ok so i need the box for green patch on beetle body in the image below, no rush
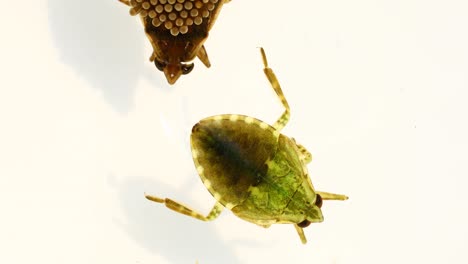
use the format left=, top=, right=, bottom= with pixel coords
left=145, top=48, right=348, bottom=244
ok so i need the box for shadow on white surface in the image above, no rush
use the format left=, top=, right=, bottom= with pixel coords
left=112, top=175, right=240, bottom=264
left=47, top=0, right=168, bottom=113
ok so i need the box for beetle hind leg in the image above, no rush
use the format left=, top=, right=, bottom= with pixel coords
left=260, top=48, right=291, bottom=131
left=145, top=193, right=224, bottom=221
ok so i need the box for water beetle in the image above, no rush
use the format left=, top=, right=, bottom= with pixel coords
left=118, top=0, right=230, bottom=84
left=146, top=48, right=348, bottom=244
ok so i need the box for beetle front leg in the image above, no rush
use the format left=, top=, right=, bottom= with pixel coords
left=292, top=138, right=312, bottom=164
left=149, top=52, right=156, bottom=62
left=297, top=144, right=312, bottom=164
left=145, top=194, right=224, bottom=221
left=197, top=45, right=211, bottom=68
left=316, top=191, right=348, bottom=201
left=260, top=48, right=291, bottom=131
left=293, top=224, right=308, bottom=244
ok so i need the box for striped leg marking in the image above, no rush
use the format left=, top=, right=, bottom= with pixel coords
left=260, top=47, right=291, bottom=131
left=145, top=194, right=224, bottom=221
left=296, top=143, right=312, bottom=164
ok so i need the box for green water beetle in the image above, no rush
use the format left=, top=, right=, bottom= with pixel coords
left=146, top=48, right=348, bottom=244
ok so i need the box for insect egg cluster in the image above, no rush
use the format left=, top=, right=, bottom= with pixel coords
left=128, top=0, right=220, bottom=36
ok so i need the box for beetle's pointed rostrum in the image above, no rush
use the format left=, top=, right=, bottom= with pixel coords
left=163, top=64, right=183, bottom=85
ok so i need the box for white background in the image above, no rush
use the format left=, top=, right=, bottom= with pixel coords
left=1, top=0, right=467, bottom=263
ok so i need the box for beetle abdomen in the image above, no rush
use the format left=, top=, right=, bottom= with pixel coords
left=190, top=115, right=280, bottom=207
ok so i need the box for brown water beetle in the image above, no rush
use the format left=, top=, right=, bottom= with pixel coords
left=118, top=0, right=230, bottom=84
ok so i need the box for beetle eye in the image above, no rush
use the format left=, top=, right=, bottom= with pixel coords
left=154, top=60, right=166, bottom=72
left=181, top=63, right=194, bottom=75
left=297, top=219, right=311, bottom=228
left=315, top=194, right=323, bottom=208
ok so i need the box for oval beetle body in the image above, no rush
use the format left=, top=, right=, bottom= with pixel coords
left=146, top=48, right=348, bottom=244
left=118, top=0, right=230, bottom=84
left=191, top=116, right=324, bottom=228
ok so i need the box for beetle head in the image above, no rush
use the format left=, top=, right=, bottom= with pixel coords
left=154, top=59, right=194, bottom=85
left=302, top=193, right=324, bottom=225
left=149, top=36, right=208, bottom=84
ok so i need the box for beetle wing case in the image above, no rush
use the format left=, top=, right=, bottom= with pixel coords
left=191, top=115, right=279, bottom=206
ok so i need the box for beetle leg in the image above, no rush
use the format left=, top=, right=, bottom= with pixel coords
left=145, top=193, right=224, bottom=221
left=260, top=48, right=291, bottom=131
left=296, top=143, right=312, bottom=164
left=149, top=52, right=156, bottom=62
left=316, top=191, right=349, bottom=201
left=290, top=138, right=312, bottom=163
left=118, top=0, right=130, bottom=6
left=294, top=224, right=307, bottom=244
left=197, top=45, right=211, bottom=68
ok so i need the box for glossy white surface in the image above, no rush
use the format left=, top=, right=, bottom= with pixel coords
left=1, top=0, right=467, bottom=263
